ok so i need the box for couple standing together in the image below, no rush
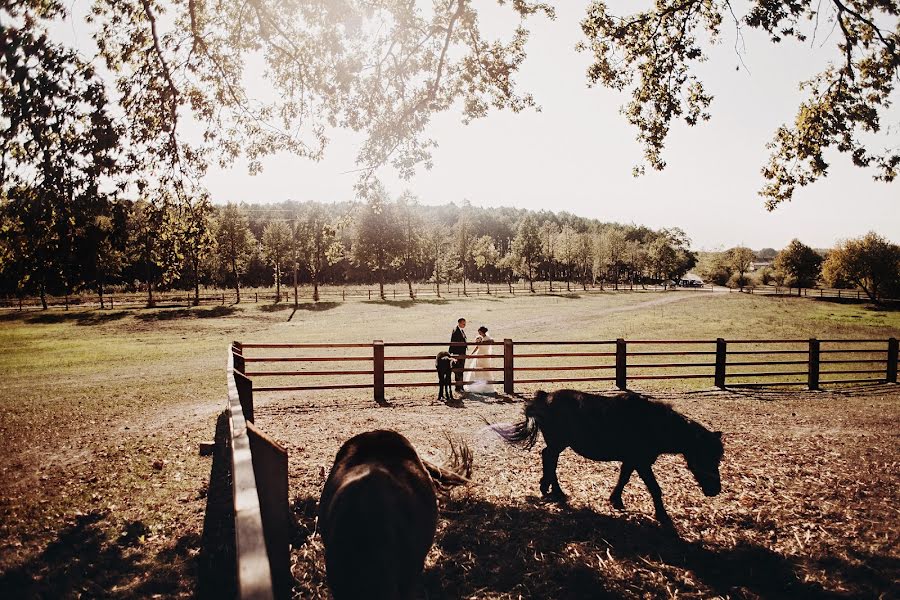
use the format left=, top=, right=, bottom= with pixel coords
left=449, top=318, right=496, bottom=394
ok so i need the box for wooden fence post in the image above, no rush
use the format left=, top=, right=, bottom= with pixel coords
left=887, top=338, right=898, bottom=383
left=373, top=340, right=385, bottom=404
left=232, top=341, right=245, bottom=374
left=235, top=371, right=254, bottom=423
left=714, top=338, right=727, bottom=389
left=503, top=339, right=514, bottom=395
left=246, top=422, right=291, bottom=600
left=808, top=338, right=820, bottom=390
left=616, top=338, right=627, bottom=390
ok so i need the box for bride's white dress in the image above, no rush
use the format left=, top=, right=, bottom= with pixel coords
left=464, top=334, right=497, bottom=394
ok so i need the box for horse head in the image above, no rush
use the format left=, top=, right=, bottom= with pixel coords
left=685, top=430, right=723, bottom=497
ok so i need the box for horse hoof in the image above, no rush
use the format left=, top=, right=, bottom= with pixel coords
left=610, top=498, right=625, bottom=511
left=656, top=513, right=674, bottom=528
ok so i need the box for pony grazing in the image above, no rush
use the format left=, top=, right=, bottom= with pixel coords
left=319, top=430, right=472, bottom=600
left=492, top=389, right=723, bottom=524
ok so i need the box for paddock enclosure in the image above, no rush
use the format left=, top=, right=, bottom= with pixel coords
left=225, top=339, right=900, bottom=599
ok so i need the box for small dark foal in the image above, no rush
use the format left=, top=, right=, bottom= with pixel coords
left=492, top=389, right=724, bottom=525
left=436, top=351, right=454, bottom=401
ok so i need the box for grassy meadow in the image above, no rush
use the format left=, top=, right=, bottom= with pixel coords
left=0, top=289, right=898, bottom=597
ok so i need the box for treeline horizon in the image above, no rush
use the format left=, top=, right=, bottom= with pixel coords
left=2, top=189, right=897, bottom=307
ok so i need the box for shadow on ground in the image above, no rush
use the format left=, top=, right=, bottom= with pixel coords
left=134, top=305, right=239, bottom=321
left=422, top=497, right=880, bottom=599
left=362, top=298, right=452, bottom=308
left=0, top=310, right=131, bottom=326
left=0, top=510, right=200, bottom=598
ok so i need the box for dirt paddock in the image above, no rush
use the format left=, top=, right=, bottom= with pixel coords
left=253, top=384, right=900, bottom=599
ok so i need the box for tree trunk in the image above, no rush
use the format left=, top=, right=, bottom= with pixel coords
left=193, top=260, right=200, bottom=306
left=40, top=282, right=47, bottom=310
left=407, top=276, right=414, bottom=299
left=147, top=281, right=154, bottom=308
left=379, top=271, right=385, bottom=299
left=232, top=258, right=240, bottom=303
left=528, top=267, right=535, bottom=293
left=275, top=262, right=281, bottom=301
left=313, top=271, right=320, bottom=302
left=99, top=277, right=105, bottom=310
left=293, top=261, right=299, bottom=306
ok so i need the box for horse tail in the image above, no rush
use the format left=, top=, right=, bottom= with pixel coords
left=490, top=390, right=550, bottom=450
left=422, top=432, right=473, bottom=494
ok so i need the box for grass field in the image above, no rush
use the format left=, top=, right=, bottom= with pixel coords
left=0, top=291, right=898, bottom=597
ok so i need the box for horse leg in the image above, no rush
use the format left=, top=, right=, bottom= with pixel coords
left=609, top=462, right=634, bottom=510
left=636, top=465, right=672, bottom=525
left=540, top=446, right=565, bottom=500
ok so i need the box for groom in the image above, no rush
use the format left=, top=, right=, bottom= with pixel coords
left=449, top=317, right=467, bottom=393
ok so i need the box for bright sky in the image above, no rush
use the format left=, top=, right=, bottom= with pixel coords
left=56, top=1, right=898, bottom=251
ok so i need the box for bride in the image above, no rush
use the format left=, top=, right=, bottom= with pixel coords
left=464, top=326, right=496, bottom=394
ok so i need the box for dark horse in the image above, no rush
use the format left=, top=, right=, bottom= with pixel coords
left=319, top=430, right=472, bottom=599
left=493, top=389, right=723, bottom=524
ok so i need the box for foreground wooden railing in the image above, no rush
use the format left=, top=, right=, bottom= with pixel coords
left=226, top=346, right=291, bottom=599
left=234, top=337, right=899, bottom=403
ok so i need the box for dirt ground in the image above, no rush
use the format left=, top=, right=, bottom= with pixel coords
left=253, top=384, right=900, bottom=600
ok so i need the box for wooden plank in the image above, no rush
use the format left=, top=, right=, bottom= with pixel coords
left=629, top=362, right=717, bottom=369
left=515, top=376, right=618, bottom=384
left=715, top=338, right=726, bottom=389
left=226, top=347, right=275, bottom=600
left=244, top=356, right=372, bottom=362
left=627, top=350, right=716, bottom=356
left=246, top=422, right=290, bottom=599
left=245, top=370, right=374, bottom=377
left=616, top=339, right=626, bottom=390
left=516, top=352, right=616, bottom=358
left=504, top=339, right=514, bottom=395
left=514, top=365, right=616, bottom=372
left=808, top=338, right=820, bottom=390
left=373, top=340, right=384, bottom=404
left=726, top=371, right=809, bottom=378
left=628, top=373, right=712, bottom=380
left=253, top=383, right=373, bottom=392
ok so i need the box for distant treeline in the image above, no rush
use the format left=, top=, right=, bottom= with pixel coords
left=0, top=187, right=699, bottom=307
left=2, top=184, right=896, bottom=308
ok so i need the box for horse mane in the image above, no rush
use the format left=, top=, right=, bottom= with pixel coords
left=634, top=393, right=718, bottom=449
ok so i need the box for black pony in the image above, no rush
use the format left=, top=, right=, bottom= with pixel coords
left=493, top=389, right=724, bottom=524
left=319, top=430, right=472, bottom=599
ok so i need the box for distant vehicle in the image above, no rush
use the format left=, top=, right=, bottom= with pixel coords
left=678, top=273, right=704, bottom=287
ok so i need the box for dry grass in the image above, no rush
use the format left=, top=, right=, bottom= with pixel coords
left=269, top=385, right=900, bottom=599
left=0, top=291, right=897, bottom=598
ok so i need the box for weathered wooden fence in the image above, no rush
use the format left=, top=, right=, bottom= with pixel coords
left=226, top=345, right=291, bottom=600
left=235, top=337, right=899, bottom=403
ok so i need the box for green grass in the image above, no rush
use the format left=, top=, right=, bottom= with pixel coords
left=0, top=291, right=898, bottom=596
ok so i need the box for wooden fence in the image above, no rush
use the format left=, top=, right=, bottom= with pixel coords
left=225, top=346, right=291, bottom=600
left=5, top=282, right=893, bottom=310
left=233, top=337, right=899, bottom=403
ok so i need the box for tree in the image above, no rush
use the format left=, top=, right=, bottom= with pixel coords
left=261, top=221, right=293, bottom=302
left=555, top=225, right=578, bottom=291
left=472, top=235, right=500, bottom=294
left=580, top=2, right=900, bottom=207
left=352, top=187, right=402, bottom=300
left=773, top=239, right=823, bottom=294
left=822, top=232, right=900, bottom=303
left=725, top=247, right=755, bottom=290
left=541, top=221, right=559, bottom=292
left=455, top=212, right=474, bottom=295
left=298, top=206, right=344, bottom=304
left=573, top=232, right=595, bottom=290
left=180, top=196, right=215, bottom=306
left=129, top=198, right=182, bottom=307
left=512, top=216, right=543, bottom=292
left=215, top=204, right=256, bottom=304
left=426, top=224, right=451, bottom=297
left=395, top=194, right=426, bottom=299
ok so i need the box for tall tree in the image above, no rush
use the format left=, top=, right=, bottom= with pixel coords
left=774, top=239, right=823, bottom=294
left=726, top=246, right=755, bottom=290
left=180, top=196, right=215, bottom=305
left=580, top=1, right=900, bottom=207
left=215, top=203, right=255, bottom=304
left=455, top=212, right=474, bottom=295
left=395, top=193, right=426, bottom=299
left=573, top=232, right=595, bottom=291
left=512, top=216, right=543, bottom=292
left=822, top=232, right=900, bottom=303
left=129, top=198, right=181, bottom=307
left=261, top=221, right=293, bottom=302
left=472, top=235, right=500, bottom=294
left=541, top=221, right=560, bottom=292
left=352, top=187, right=402, bottom=300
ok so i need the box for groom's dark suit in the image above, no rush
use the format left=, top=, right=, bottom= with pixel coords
left=449, top=325, right=467, bottom=392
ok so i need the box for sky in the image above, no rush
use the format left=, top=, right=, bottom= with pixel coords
left=53, top=1, right=898, bottom=251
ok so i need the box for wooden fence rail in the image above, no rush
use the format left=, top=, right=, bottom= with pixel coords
left=233, top=337, right=899, bottom=402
